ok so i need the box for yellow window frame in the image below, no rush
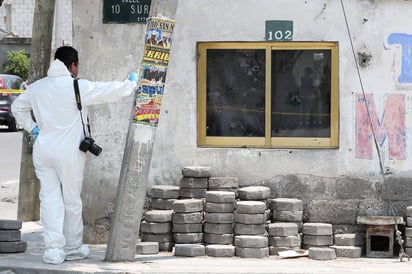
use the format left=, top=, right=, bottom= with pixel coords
left=197, top=41, right=339, bottom=149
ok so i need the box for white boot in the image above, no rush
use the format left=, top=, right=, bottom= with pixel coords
left=43, top=248, right=66, bottom=264
left=64, top=245, right=90, bottom=261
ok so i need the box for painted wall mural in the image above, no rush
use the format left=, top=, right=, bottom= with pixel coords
left=355, top=33, right=410, bottom=161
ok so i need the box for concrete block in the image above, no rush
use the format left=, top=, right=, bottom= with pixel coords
left=267, top=223, right=298, bottom=236
left=0, top=220, right=22, bottom=230
left=303, top=235, right=333, bottom=246
left=205, top=202, right=235, bottom=213
left=151, top=185, right=180, bottom=199
left=140, top=221, right=172, bottom=234
left=238, top=186, right=270, bottom=200
left=172, top=199, right=204, bottom=213
left=172, top=223, right=203, bottom=233
left=273, top=210, right=303, bottom=222
left=406, top=247, right=412, bottom=257
left=136, top=242, right=159, bottom=254
left=172, top=212, right=203, bottom=224
left=308, top=247, right=336, bottom=260
left=144, top=210, right=173, bottom=223
left=269, top=246, right=294, bottom=256
left=0, top=241, right=27, bottom=253
left=234, top=223, right=266, bottom=235
left=269, top=235, right=301, bottom=247
left=405, top=237, right=412, bottom=247
left=159, top=242, right=174, bottom=252
left=407, top=206, right=412, bottom=217
left=151, top=198, right=177, bottom=210
left=204, top=212, right=233, bottom=224
left=205, top=244, right=235, bottom=257
left=203, top=222, right=233, bottom=234
left=408, top=217, right=412, bottom=227
left=270, top=198, right=303, bottom=211
left=141, top=233, right=173, bottom=243
left=303, top=223, right=333, bottom=235
left=181, top=166, right=211, bottom=178
left=180, top=177, right=208, bottom=188
left=174, top=233, right=203, bottom=244
left=334, top=233, right=364, bottom=246
left=234, top=235, right=268, bottom=248
left=235, top=213, right=266, bottom=225
left=204, top=233, right=234, bottom=245
left=405, top=227, right=412, bottom=237
left=208, top=176, right=239, bottom=189
left=235, top=247, right=269, bottom=258
left=179, top=188, right=207, bottom=199
left=206, top=191, right=236, bottom=203
left=174, top=244, right=205, bottom=257
left=236, top=201, right=266, bottom=214
left=330, top=245, right=362, bottom=258
left=0, top=230, right=21, bottom=242
left=208, top=188, right=238, bottom=197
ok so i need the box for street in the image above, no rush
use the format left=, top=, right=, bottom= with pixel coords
left=0, top=127, right=22, bottom=219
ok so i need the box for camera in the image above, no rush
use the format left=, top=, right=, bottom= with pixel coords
left=79, top=137, right=102, bottom=156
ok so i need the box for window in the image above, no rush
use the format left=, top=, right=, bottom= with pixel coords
left=197, top=42, right=339, bottom=148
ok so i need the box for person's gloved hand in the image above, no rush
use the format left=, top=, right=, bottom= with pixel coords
left=31, top=125, right=40, bottom=141
left=128, top=72, right=139, bottom=83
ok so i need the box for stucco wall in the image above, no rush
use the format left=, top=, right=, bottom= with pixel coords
left=72, top=0, right=412, bottom=242
left=149, top=0, right=412, bottom=184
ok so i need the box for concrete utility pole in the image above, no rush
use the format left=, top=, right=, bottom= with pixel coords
left=105, top=0, right=178, bottom=262
left=17, top=0, right=55, bottom=221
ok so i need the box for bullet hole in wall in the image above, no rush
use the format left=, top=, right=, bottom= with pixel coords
left=358, top=52, right=372, bottom=68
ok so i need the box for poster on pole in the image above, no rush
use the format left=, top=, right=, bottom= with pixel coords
left=133, top=17, right=175, bottom=126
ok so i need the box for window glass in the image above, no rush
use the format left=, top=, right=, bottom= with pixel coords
left=271, top=50, right=331, bottom=137
left=206, top=49, right=266, bottom=137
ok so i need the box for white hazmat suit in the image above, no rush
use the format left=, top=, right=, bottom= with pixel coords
left=11, top=59, right=137, bottom=264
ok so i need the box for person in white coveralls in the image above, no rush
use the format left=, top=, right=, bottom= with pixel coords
left=11, top=46, right=138, bottom=264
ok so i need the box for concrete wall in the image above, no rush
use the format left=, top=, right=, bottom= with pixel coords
left=72, top=0, right=412, bottom=242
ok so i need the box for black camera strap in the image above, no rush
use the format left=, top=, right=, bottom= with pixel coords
left=73, top=79, right=92, bottom=138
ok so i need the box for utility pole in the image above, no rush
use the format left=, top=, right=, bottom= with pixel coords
left=17, top=0, right=55, bottom=221
left=105, top=0, right=178, bottom=262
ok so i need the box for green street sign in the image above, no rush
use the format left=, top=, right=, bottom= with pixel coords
left=103, top=0, right=151, bottom=24
left=265, top=20, right=293, bottom=41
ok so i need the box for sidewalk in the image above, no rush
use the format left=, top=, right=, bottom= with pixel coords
left=0, top=222, right=411, bottom=274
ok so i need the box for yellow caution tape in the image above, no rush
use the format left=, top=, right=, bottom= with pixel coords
left=0, top=89, right=25, bottom=94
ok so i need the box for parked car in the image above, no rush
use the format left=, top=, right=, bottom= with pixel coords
left=0, top=74, right=25, bottom=131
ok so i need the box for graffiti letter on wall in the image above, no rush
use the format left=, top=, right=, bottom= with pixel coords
left=388, top=33, right=412, bottom=83
left=355, top=94, right=406, bottom=160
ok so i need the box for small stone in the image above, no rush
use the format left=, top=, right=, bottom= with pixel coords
left=234, top=235, right=268, bottom=248
left=204, top=212, right=234, bottom=224
left=172, top=223, right=203, bottom=233
left=141, top=233, right=173, bottom=243
left=204, top=233, right=234, bottom=245
left=303, top=235, right=333, bottom=246
left=272, top=210, right=303, bottom=222
left=0, top=230, right=21, bottom=242
left=206, top=191, right=236, bottom=203
left=268, top=235, right=301, bottom=247
left=406, top=206, right=412, bottom=217
left=151, top=198, right=176, bottom=210
left=208, top=177, right=238, bottom=189
left=205, top=202, right=235, bottom=213
left=158, top=242, right=174, bottom=252
left=144, top=210, right=173, bottom=223
left=234, top=213, right=266, bottom=225
left=179, top=188, right=207, bottom=199
left=267, top=223, right=298, bottom=236
left=235, top=247, right=269, bottom=258
left=180, top=177, right=208, bottom=189
left=203, top=222, right=233, bottom=234
left=270, top=198, right=303, bottom=211
left=0, top=241, right=27, bottom=253
left=234, top=223, right=266, bottom=235
left=174, top=233, right=203, bottom=244
left=334, top=233, right=364, bottom=246
left=235, top=201, right=266, bottom=214
left=331, top=245, right=362, bottom=258
left=173, top=212, right=203, bottom=224
left=140, top=221, right=172, bottom=234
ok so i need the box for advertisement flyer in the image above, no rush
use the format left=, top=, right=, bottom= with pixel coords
left=133, top=17, right=175, bottom=126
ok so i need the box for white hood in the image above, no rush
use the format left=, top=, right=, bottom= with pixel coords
left=47, top=59, right=71, bottom=77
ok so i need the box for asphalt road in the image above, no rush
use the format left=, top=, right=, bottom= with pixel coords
left=0, top=127, right=22, bottom=219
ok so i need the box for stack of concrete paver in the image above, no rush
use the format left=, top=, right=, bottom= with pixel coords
left=303, top=223, right=336, bottom=260
left=172, top=199, right=204, bottom=246
left=331, top=233, right=363, bottom=258
left=141, top=210, right=174, bottom=251
left=150, top=185, right=180, bottom=210
left=267, top=222, right=300, bottom=255
left=271, top=198, right=304, bottom=232
left=0, top=219, right=27, bottom=254
left=234, top=186, right=270, bottom=258
left=203, top=191, right=236, bottom=257
left=405, top=205, right=412, bottom=256
left=179, top=166, right=211, bottom=199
